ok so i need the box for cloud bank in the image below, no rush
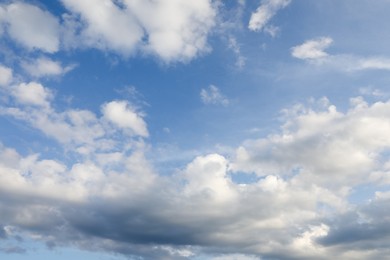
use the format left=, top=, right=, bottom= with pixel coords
left=2, top=68, right=390, bottom=258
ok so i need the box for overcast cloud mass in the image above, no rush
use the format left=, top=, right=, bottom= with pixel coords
left=1, top=0, right=390, bottom=259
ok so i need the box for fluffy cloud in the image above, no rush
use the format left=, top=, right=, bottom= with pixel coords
left=0, top=80, right=147, bottom=153
left=102, top=100, right=148, bottom=137
left=232, top=97, right=390, bottom=188
left=248, top=0, right=291, bottom=32
left=60, top=0, right=143, bottom=55
left=200, top=85, right=229, bottom=106
left=0, top=0, right=216, bottom=63
left=291, top=37, right=333, bottom=60
left=0, top=2, right=60, bottom=53
left=21, top=57, right=76, bottom=78
left=60, top=0, right=216, bottom=62
left=11, top=82, right=52, bottom=107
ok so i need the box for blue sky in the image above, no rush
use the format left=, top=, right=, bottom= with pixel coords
left=1, top=0, right=390, bottom=259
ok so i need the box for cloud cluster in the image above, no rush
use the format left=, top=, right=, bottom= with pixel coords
left=0, top=2, right=60, bottom=53
left=2, top=71, right=390, bottom=259
left=0, top=0, right=216, bottom=63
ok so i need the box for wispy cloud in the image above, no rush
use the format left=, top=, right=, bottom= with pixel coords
left=248, top=0, right=291, bottom=33
left=292, top=37, right=390, bottom=72
left=228, top=36, right=246, bottom=68
left=200, top=85, right=229, bottom=106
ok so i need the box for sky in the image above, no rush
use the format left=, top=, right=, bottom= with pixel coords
left=1, top=0, right=390, bottom=259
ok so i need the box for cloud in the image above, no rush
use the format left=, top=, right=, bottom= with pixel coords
left=291, top=37, right=333, bottom=60
left=351, top=57, right=390, bottom=71
left=2, top=78, right=390, bottom=258
left=183, top=154, right=236, bottom=202
left=0, top=2, right=60, bottom=53
left=0, top=81, right=147, bottom=153
left=248, top=0, right=291, bottom=32
left=200, top=85, right=229, bottom=106
left=292, top=37, right=390, bottom=72
left=228, top=36, right=246, bottom=68
left=102, top=100, right=148, bottom=137
left=0, top=0, right=216, bottom=63
left=1, top=96, right=390, bottom=259
left=232, top=97, right=390, bottom=188
left=21, top=57, right=76, bottom=78
left=60, top=0, right=216, bottom=63
left=0, top=65, right=13, bottom=86
left=11, top=82, right=52, bottom=108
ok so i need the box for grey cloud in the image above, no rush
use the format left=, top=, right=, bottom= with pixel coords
left=319, top=199, right=390, bottom=248
left=1, top=246, right=27, bottom=254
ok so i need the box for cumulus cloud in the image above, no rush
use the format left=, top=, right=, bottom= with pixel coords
left=21, top=57, right=76, bottom=78
left=0, top=0, right=216, bottom=63
left=200, top=85, right=229, bottom=106
left=291, top=37, right=333, bottom=60
left=60, top=0, right=216, bottom=62
left=0, top=2, right=60, bottom=53
left=102, top=100, right=148, bottom=137
left=248, top=0, right=291, bottom=32
left=2, top=86, right=390, bottom=259
left=232, top=97, right=390, bottom=188
left=11, top=82, right=52, bottom=107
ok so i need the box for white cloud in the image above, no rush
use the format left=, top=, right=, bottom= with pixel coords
left=60, top=0, right=216, bottom=62
left=0, top=65, right=13, bottom=86
left=61, top=0, right=143, bottom=55
left=102, top=100, right=148, bottom=137
left=1, top=82, right=148, bottom=150
left=3, top=96, right=390, bottom=259
left=211, top=254, right=260, bottom=260
left=232, top=97, right=390, bottom=188
left=11, top=82, right=52, bottom=107
left=291, top=37, right=333, bottom=60
left=21, top=57, right=76, bottom=78
left=248, top=0, right=291, bottom=32
left=228, top=36, right=246, bottom=68
left=183, top=153, right=236, bottom=202
left=355, top=57, right=390, bottom=70
left=200, top=85, right=229, bottom=106
left=292, top=38, right=390, bottom=72
left=2, top=2, right=60, bottom=53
